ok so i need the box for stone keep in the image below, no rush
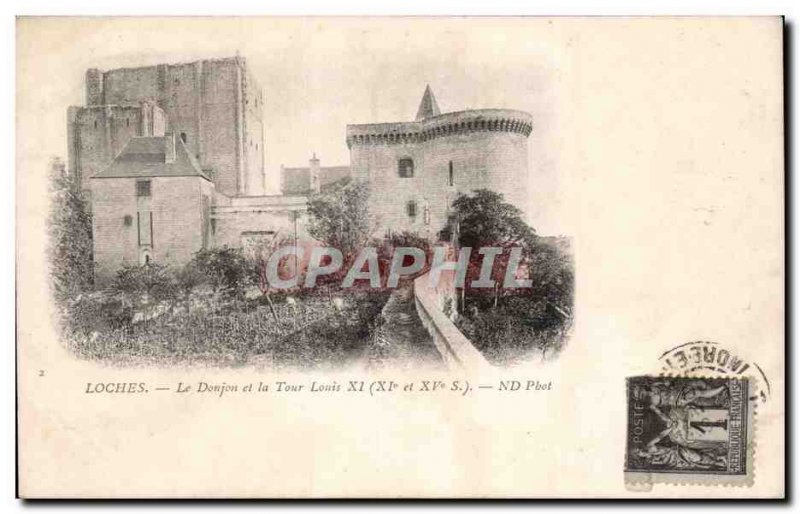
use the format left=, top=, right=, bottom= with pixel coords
left=68, top=56, right=266, bottom=197
left=346, top=86, right=533, bottom=238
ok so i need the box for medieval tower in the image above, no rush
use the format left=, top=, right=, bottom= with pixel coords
left=68, top=56, right=266, bottom=198
left=346, top=86, right=533, bottom=238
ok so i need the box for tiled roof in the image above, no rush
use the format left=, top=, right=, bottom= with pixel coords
left=91, top=135, right=211, bottom=181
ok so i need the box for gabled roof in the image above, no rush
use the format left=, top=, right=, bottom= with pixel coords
left=415, top=85, right=441, bottom=121
left=91, top=135, right=211, bottom=181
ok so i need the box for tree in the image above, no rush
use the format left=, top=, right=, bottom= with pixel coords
left=47, top=157, right=94, bottom=301
left=440, top=189, right=538, bottom=307
left=248, top=233, right=295, bottom=322
left=306, top=179, right=375, bottom=258
left=441, top=189, right=536, bottom=249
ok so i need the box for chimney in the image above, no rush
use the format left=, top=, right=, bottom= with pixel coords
left=309, top=153, right=321, bottom=194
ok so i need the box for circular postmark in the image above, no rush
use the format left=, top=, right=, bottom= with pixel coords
left=657, top=341, right=771, bottom=403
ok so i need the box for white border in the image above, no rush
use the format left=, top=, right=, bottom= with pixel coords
left=5, top=1, right=796, bottom=511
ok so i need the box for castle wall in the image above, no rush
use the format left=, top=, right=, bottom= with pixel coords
left=67, top=105, right=148, bottom=193
left=212, top=196, right=309, bottom=249
left=91, top=176, right=212, bottom=284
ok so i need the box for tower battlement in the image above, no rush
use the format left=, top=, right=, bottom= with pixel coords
left=346, top=109, right=532, bottom=148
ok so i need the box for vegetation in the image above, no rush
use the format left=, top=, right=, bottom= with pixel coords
left=60, top=236, right=392, bottom=367
left=441, top=189, right=574, bottom=365
left=306, top=178, right=376, bottom=258
left=47, top=157, right=93, bottom=302
left=50, top=157, right=572, bottom=368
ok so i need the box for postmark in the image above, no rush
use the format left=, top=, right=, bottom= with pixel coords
left=658, top=341, right=771, bottom=403
left=625, top=376, right=753, bottom=486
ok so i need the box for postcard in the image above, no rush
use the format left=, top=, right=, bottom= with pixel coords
left=16, top=16, right=785, bottom=498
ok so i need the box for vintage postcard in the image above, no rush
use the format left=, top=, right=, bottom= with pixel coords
left=16, top=17, right=784, bottom=498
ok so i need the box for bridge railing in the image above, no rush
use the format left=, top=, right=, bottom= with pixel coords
left=413, top=267, right=493, bottom=373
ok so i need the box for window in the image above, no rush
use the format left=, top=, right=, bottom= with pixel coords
left=126, top=118, right=130, bottom=127
left=406, top=200, right=417, bottom=218
left=93, top=120, right=98, bottom=129
left=448, top=161, right=454, bottom=186
left=139, top=250, right=152, bottom=266
left=136, top=180, right=151, bottom=197
left=180, top=132, right=187, bottom=144
left=398, top=158, right=414, bottom=178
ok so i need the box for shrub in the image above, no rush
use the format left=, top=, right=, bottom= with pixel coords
left=192, top=246, right=252, bottom=299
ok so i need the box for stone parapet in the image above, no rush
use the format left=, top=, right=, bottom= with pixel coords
left=346, top=108, right=532, bottom=148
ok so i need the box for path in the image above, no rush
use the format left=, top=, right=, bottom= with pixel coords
left=365, top=286, right=444, bottom=370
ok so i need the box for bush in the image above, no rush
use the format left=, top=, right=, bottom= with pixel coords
left=192, top=247, right=252, bottom=299
left=112, top=263, right=178, bottom=305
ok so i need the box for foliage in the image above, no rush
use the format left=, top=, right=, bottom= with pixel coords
left=111, top=263, right=179, bottom=312
left=456, top=236, right=575, bottom=364
left=65, top=289, right=391, bottom=369
left=245, top=233, right=298, bottom=295
left=439, top=189, right=574, bottom=363
left=174, top=261, right=209, bottom=305
left=306, top=179, right=375, bottom=257
left=440, top=189, right=536, bottom=249
left=192, top=246, right=252, bottom=299
left=63, top=292, right=134, bottom=337
left=527, top=236, right=574, bottom=324
left=47, top=157, right=94, bottom=301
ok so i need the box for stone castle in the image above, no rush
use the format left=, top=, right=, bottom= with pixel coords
left=68, top=57, right=532, bottom=283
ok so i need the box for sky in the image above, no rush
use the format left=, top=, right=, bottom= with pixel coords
left=17, top=17, right=565, bottom=233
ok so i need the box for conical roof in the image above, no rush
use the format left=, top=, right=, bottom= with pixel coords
left=415, top=85, right=441, bottom=120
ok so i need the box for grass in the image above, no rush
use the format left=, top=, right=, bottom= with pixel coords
left=64, top=289, right=391, bottom=369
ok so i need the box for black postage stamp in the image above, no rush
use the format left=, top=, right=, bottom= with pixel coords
left=625, top=376, right=752, bottom=484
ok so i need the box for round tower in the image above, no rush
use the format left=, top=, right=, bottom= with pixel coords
left=346, top=87, right=533, bottom=237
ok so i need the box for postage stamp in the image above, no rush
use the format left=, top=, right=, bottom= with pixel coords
left=625, top=376, right=753, bottom=486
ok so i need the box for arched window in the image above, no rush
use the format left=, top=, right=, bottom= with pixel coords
left=398, top=158, right=414, bottom=178
left=448, top=161, right=454, bottom=186
left=180, top=132, right=187, bottom=144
